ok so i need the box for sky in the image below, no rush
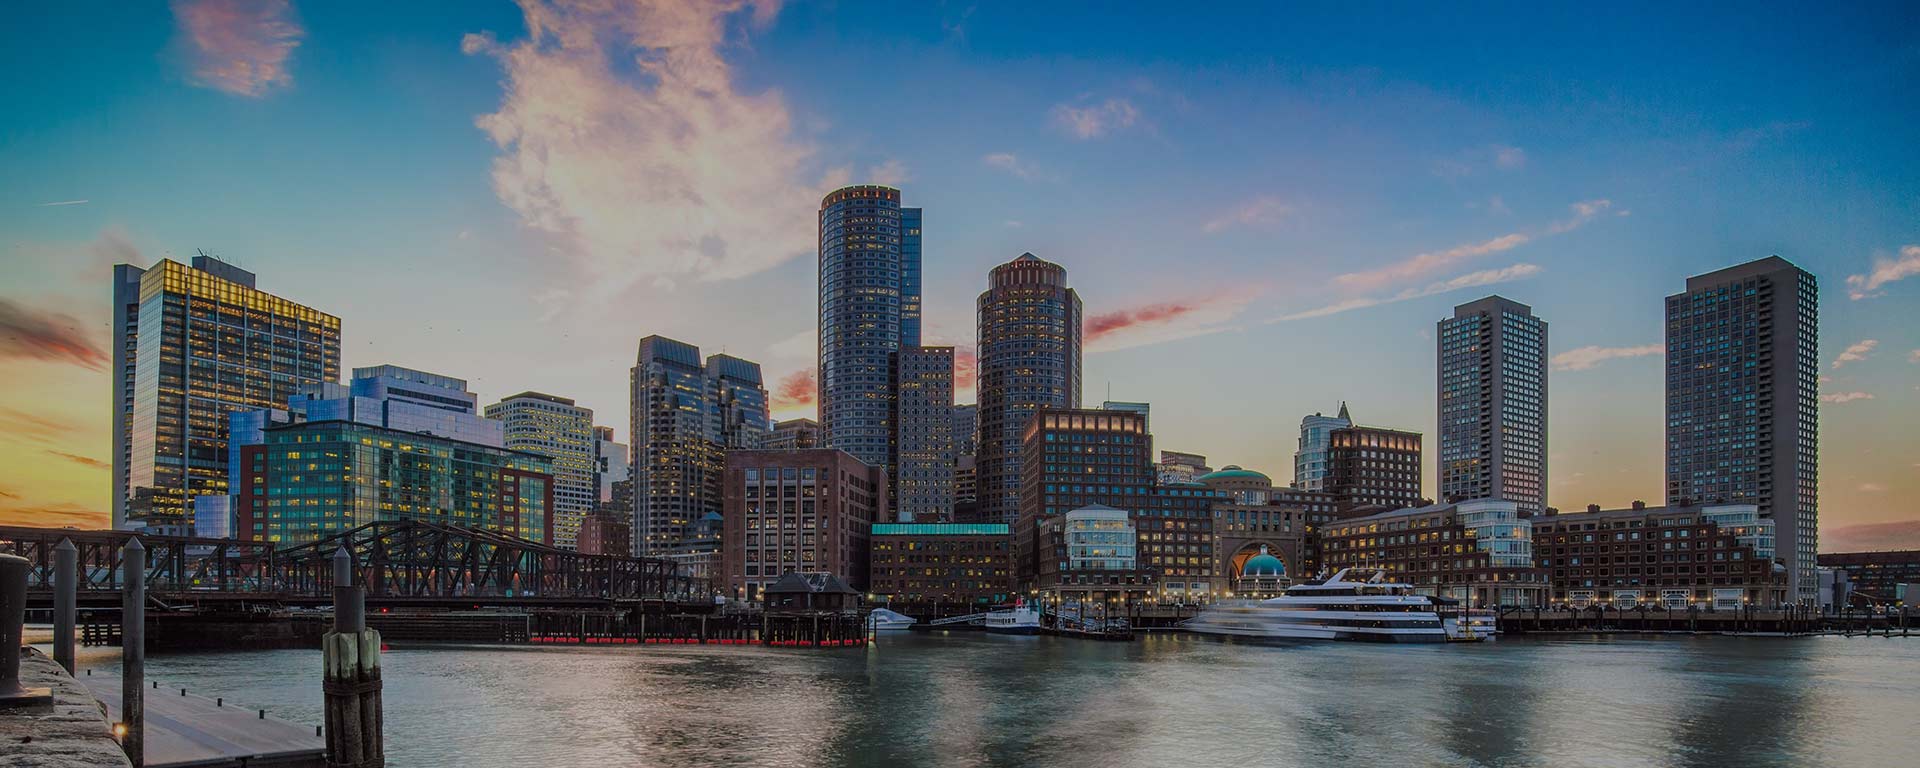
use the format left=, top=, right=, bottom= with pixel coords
left=2, top=1, right=1916, bottom=549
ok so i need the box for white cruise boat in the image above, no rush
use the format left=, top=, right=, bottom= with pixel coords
left=1182, top=568, right=1470, bottom=643
left=983, top=600, right=1043, bottom=635
left=866, top=608, right=917, bottom=631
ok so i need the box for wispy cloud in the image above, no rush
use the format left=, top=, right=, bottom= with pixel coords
left=771, top=369, right=815, bottom=411
left=1833, top=339, right=1878, bottom=369
left=46, top=450, right=109, bottom=471
left=1049, top=97, right=1140, bottom=139
left=1822, top=519, right=1920, bottom=553
left=1332, top=199, right=1612, bottom=292
left=1433, top=144, right=1529, bottom=178
left=1202, top=196, right=1292, bottom=234
left=982, top=152, right=1044, bottom=180
left=1275, top=263, right=1542, bottom=323
left=1493, top=145, right=1526, bottom=170
left=464, top=0, right=820, bottom=295
left=0, top=298, right=108, bottom=371
left=1087, top=289, right=1259, bottom=352
left=0, top=408, right=78, bottom=444
left=171, top=0, right=303, bottom=97
left=1846, top=245, right=1920, bottom=300
left=867, top=159, right=912, bottom=187
left=1857, top=482, right=1887, bottom=493
left=1553, top=344, right=1664, bottom=372
left=1909, top=349, right=1920, bottom=364
left=0, top=501, right=106, bottom=529
left=1820, top=391, right=1874, bottom=404
left=38, top=199, right=89, bottom=207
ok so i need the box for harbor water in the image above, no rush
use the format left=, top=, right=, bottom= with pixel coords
left=63, top=631, right=1920, bottom=767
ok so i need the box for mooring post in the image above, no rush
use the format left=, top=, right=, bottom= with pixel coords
left=1, top=552, right=54, bottom=708
left=122, top=537, right=145, bottom=767
left=324, top=547, right=383, bottom=767
left=53, top=538, right=77, bottom=675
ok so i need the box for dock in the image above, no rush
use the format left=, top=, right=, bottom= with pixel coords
left=80, top=673, right=325, bottom=768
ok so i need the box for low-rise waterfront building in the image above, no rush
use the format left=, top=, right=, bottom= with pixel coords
left=1320, top=499, right=1548, bottom=607
left=1817, top=550, right=1920, bottom=606
left=1197, top=466, right=1338, bottom=597
left=238, top=419, right=553, bottom=545
left=869, top=522, right=1013, bottom=614
left=1532, top=502, right=1788, bottom=608
left=721, top=448, right=886, bottom=600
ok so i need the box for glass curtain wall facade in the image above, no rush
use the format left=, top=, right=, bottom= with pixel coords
left=240, top=420, right=552, bottom=546
left=114, top=256, right=341, bottom=531
left=977, top=253, right=1082, bottom=527
left=817, top=185, right=921, bottom=470
left=629, top=336, right=771, bottom=556
left=1292, top=404, right=1351, bottom=491
left=1665, top=256, right=1818, bottom=602
left=1438, top=296, right=1548, bottom=514
left=485, top=392, right=597, bottom=549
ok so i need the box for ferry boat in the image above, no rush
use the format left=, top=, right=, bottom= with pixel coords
left=1182, top=568, right=1477, bottom=643
left=866, top=608, right=917, bottom=632
left=983, top=600, right=1043, bottom=635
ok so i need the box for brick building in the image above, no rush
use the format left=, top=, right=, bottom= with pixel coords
left=869, top=523, right=1013, bottom=615
left=721, top=449, right=886, bottom=600
left=1320, top=499, right=1548, bottom=607
left=1533, top=502, right=1788, bottom=609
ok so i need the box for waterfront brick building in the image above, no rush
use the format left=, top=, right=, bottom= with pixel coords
left=1017, top=406, right=1153, bottom=590
left=1320, top=499, right=1548, bottom=607
left=868, top=523, right=1013, bottom=614
left=1325, top=424, right=1424, bottom=511
left=575, top=511, right=632, bottom=556
left=1532, top=502, right=1789, bottom=608
left=1816, top=550, right=1920, bottom=604
left=1197, top=467, right=1340, bottom=595
left=720, top=449, right=887, bottom=600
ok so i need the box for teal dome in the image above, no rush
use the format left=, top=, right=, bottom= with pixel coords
left=1240, top=546, right=1285, bottom=577
left=1198, top=465, right=1270, bottom=483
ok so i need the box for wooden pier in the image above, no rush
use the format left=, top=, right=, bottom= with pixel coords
left=81, top=672, right=325, bottom=768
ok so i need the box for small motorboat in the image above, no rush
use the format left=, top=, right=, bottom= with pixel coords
left=866, top=607, right=918, bottom=631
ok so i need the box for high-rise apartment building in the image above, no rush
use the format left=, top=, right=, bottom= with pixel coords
left=1665, top=256, right=1818, bottom=602
left=1326, top=424, right=1424, bottom=511
left=112, top=255, right=341, bottom=532
left=977, top=253, right=1082, bottom=525
left=1437, top=296, right=1548, bottom=514
left=1293, top=404, right=1352, bottom=491
left=486, top=392, right=598, bottom=549
left=951, top=404, right=978, bottom=457
left=629, top=336, right=770, bottom=556
left=894, top=346, right=956, bottom=522
left=816, top=185, right=922, bottom=469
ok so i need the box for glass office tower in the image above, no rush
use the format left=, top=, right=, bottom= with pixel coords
left=486, top=392, right=598, bottom=549
left=113, top=255, right=340, bottom=532
left=1665, top=256, right=1819, bottom=603
left=629, top=335, right=771, bottom=556
left=1437, top=296, right=1548, bottom=514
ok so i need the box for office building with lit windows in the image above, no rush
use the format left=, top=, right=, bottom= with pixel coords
left=761, top=418, right=821, bottom=450
left=817, top=184, right=923, bottom=472
left=486, top=392, right=598, bottom=549
left=1532, top=501, right=1787, bottom=609
left=720, top=448, right=886, bottom=600
left=894, top=346, right=956, bottom=522
left=1437, top=296, right=1548, bottom=514
left=630, top=336, right=770, bottom=556
left=1292, top=404, right=1352, bottom=491
left=1666, top=256, right=1819, bottom=602
left=1320, top=499, right=1548, bottom=607
left=869, top=523, right=1013, bottom=614
left=112, top=255, right=341, bottom=532
left=977, top=253, right=1082, bottom=526
left=237, top=419, right=552, bottom=546
left=1326, top=423, right=1424, bottom=511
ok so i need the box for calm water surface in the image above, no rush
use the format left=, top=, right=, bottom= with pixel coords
left=68, top=632, right=1920, bottom=767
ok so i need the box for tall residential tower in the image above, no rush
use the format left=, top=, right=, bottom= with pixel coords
left=976, top=253, right=1082, bottom=525
left=1437, top=296, right=1548, bottom=514
left=1665, top=256, right=1818, bottom=602
left=816, top=185, right=922, bottom=468
left=629, top=336, right=770, bottom=556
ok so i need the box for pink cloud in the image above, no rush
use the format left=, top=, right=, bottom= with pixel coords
left=771, top=369, right=815, bottom=410
left=1086, top=289, right=1259, bottom=352
left=0, top=298, right=108, bottom=371
left=1845, top=245, right=1920, bottom=300
left=1822, top=519, right=1920, bottom=553
left=172, top=0, right=303, bottom=97
left=1049, top=97, right=1140, bottom=139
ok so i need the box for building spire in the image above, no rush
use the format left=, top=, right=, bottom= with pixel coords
left=1337, top=401, right=1350, bottom=421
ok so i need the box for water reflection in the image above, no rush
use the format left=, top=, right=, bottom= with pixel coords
left=62, top=632, right=1920, bottom=768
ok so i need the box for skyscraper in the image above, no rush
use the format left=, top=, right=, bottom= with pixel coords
left=1437, top=296, right=1548, bottom=514
left=816, top=184, right=921, bottom=469
left=894, top=346, right=955, bottom=522
left=629, top=336, right=770, bottom=556
left=1665, top=256, right=1818, bottom=602
left=593, top=426, right=629, bottom=505
left=486, top=392, right=598, bottom=549
left=112, top=255, right=341, bottom=532
left=1292, top=403, right=1352, bottom=491
left=976, top=253, right=1082, bottom=525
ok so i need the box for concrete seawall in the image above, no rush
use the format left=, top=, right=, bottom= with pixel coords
left=0, top=648, right=130, bottom=768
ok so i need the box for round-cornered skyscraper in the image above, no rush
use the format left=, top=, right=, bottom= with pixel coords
left=976, top=253, right=1082, bottom=525
left=817, top=185, right=920, bottom=468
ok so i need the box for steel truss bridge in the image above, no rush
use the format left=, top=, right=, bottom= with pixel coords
left=0, top=520, right=708, bottom=607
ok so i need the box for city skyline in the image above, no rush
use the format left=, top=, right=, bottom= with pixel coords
left=3, top=1, right=1918, bottom=551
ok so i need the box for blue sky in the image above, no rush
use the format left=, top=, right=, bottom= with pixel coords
left=2, top=1, right=1916, bottom=547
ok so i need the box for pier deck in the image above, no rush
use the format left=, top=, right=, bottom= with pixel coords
left=81, top=674, right=325, bottom=768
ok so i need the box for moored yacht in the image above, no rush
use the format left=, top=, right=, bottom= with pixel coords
left=983, top=600, right=1043, bottom=635
left=1181, top=568, right=1464, bottom=643
left=866, top=608, right=917, bottom=631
